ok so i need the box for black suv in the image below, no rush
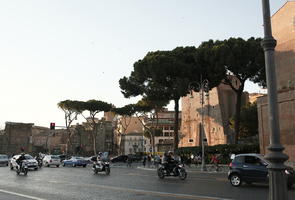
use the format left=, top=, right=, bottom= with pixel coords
left=228, top=154, right=295, bottom=188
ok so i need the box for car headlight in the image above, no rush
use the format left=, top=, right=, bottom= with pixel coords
left=285, top=170, right=290, bottom=175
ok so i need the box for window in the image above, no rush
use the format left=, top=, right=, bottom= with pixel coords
left=245, top=156, right=262, bottom=165
left=164, top=132, right=170, bottom=137
left=188, top=139, right=194, bottom=143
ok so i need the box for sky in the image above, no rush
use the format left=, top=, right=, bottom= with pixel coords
left=0, top=0, right=288, bottom=128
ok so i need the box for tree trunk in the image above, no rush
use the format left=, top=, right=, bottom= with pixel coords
left=173, top=98, right=180, bottom=151
left=234, top=90, right=243, bottom=144
left=93, top=127, right=97, bottom=155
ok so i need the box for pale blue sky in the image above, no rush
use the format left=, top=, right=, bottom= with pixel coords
left=0, top=0, right=288, bottom=128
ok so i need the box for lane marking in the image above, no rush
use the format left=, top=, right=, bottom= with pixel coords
left=0, top=189, right=47, bottom=200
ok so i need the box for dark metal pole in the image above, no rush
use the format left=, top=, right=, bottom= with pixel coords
left=200, top=75, right=206, bottom=171
left=261, top=1, right=289, bottom=199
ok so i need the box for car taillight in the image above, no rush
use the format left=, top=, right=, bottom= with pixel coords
left=229, top=162, right=234, bottom=167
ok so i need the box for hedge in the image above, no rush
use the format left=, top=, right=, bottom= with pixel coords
left=176, top=143, right=260, bottom=164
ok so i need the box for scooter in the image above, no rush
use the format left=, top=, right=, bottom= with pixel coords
left=92, top=161, right=110, bottom=175
left=16, top=162, right=28, bottom=176
left=157, top=162, right=187, bottom=180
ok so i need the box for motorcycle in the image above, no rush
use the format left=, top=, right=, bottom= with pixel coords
left=16, top=162, right=28, bottom=176
left=36, top=158, right=43, bottom=168
left=92, top=161, right=110, bottom=175
left=157, top=162, right=187, bottom=180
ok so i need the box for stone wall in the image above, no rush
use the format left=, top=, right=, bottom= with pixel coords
left=257, top=90, right=295, bottom=162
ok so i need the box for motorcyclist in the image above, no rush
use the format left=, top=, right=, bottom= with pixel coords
left=16, top=152, right=26, bottom=170
left=163, top=151, right=177, bottom=173
left=35, top=152, right=43, bottom=167
left=96, top=152, right=103, bottom=170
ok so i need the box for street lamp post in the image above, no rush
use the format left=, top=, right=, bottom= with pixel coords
left=189, top=75, right=209, bottom=172
left=261, top=1, right=289, bottom=199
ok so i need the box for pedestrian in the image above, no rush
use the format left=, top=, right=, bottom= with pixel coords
left=210, top=154, right=219, bottom=172
left=147, top=155, right=151, bottom=168
left=127, top=155, right=132, bottom=167
left=142, top=156, right=146, bottom=168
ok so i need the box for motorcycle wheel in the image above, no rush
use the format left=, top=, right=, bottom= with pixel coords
left=179, top=168, right=187, bottom=180
left=157, top=168, right=165, bottom=179
left=105, top=167, right=110, bottom=175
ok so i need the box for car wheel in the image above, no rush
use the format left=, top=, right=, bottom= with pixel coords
left=83, top=165, right=86, bottom=168
left=157, top=168, right=165, bottom=179
left=34, top=168, right=38, bottom=171
left=56, top=165, right=60, bottom=168
left=179, top=168, right=187, bottom=180
left=230, top=174, right=242, bottom=187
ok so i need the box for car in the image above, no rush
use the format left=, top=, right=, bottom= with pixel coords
left=228, top=153, right=295, bottom=188
left=110, top=155, right=128, bottom=163
left=43, top=155, right=61, bottom=167
left=62, top=156, right=88, bottom=167
left=0, top=154, right=9, bottom=166
left=10, top=154, right=38, bottom=171
left=57, top=154, right=67, bottom=162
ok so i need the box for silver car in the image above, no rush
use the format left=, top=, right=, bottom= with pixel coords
left=43, top=155, right=61, bottom=167
left=0, top=155, right=8, bottom=166
left=10, top=154, right=38, bottom=170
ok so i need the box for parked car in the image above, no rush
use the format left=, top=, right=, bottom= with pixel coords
left=57, top=154, right=67, bottom=162
left=110, top=155, right=128, bottom=163
left=130, top=154, right=143, bottom=162
left=10, top=154, right=38, bottom=171
left=62, top=156, right=88, bottom=167
left=43, top=155, right=61, bottom=167
left=0, top=154, right=9, bottom=166
left=228, top=153, right=295, bottom=188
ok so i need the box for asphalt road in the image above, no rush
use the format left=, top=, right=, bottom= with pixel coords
left=0, top=164, right=294, bottom=200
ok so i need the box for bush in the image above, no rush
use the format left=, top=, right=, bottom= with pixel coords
left=176, top=143, right=259, bottom=164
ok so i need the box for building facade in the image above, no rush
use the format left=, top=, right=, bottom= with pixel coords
left=144, top=109, right=181, bottom=152
left=257, top=1, right=295, bottom=162
left=180, top=78, right=249, bottom=148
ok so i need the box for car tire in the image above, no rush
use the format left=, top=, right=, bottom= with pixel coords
left=230, top=173, right=242, bottom=187
left=10, top=165, right=13, bottom=170
left=34, top=168, right=38, bottom=171
left=157, top=168, right=165, bottom=179
left=56, top=165, right=60, bottom=168
left=83, top=165, right=86, bottom=168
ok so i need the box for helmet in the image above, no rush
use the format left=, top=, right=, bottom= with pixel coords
left=168, top=151, right=173, bottom=155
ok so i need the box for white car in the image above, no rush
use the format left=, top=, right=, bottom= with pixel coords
left=43, top=155, right=61, bottom=167
left=10, top=154, right=38, bottom=170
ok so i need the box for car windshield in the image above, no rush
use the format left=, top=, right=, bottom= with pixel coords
left=255, top=155, right=269, bottom=164
left=51, top=156, right=60, bottom=159
left=25, top=155, right=34, bottom=159
left=0, top=155, right=7, bottom=159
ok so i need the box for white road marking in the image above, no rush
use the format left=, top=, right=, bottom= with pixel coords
left=0, top=189, right=47, bottom=200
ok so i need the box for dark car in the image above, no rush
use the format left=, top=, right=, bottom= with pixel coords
left=130, top=154, right=143, bottom=162
left=111, top=155, right=128, bottom=163
left=62, top=157, right=88, bottom=167
left=228, top=154, right=295, bottom=188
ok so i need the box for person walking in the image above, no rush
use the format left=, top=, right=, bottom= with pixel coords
left=142, top=156, right=146, bottom=168
left=210, top=154, right=219, bottom=172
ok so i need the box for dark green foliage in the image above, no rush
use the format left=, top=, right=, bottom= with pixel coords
left=230, top=102, right=258, bottom=139
left=176, top=143, right=260, bottom=164
left=111, top=104, right=137, bottom=116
